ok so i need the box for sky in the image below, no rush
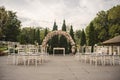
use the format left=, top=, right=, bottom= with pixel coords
left=0, top=0, right=120, bottom=30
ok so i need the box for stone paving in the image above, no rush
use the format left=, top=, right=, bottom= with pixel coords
left=0, top=55, right=120, bottom=80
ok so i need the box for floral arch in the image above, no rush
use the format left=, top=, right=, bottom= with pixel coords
left=41, top=30, right=75, bottom=53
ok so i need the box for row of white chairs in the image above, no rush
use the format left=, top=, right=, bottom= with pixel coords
left=75, top=53, right=120, bottom=66
left=7, top=45, right=49, bottom=66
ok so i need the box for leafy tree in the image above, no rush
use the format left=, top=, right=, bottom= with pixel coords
left=18, top=27, right=32, bottom=44
left=108, top=5, right=120, bottom=24
left=85, top=5, right=120, bottom=44
left=80, top=29, right=86, bottom=46
left=94, top=11, right=109, bottom=42
left=36, top=29, right=40, bottom=44
left=109, top=24, right=120, bottom=37
left=18, top=27, right=41, bottom=44
left=86, top=22, right=96, bottom=52
left=108, top=5, right=120, bottom=38
left=0, top=6, right=8, bottom=40
left=75, top=30, right=81, bottom=45
left=86, top=22, right=95, bottom=46
left=0, top=6, right=21, bottom=41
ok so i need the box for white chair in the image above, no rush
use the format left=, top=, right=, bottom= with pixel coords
left=16, top=47, right=27, bottom=65
left=27, top=48, right=39, bottom=66
left=103, top=55, right=112, bottom=66
left=112, top=55, right=120, bottom=65
left=7, top=47, right=16, bottom=65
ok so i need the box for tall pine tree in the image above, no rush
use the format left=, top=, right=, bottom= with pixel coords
left=44, top=28, right=48, bottom=37
left=87, top=22, right=95, bottom=46
left=59, top=20, right=68, bottom=54
left=49, top=21, right=59, bottom=54
left=87, top=22, right=95, bottom=52
left=52, top=21, right=58, bottom=47
left=36, top=29, right=40, bottom=45
left=69, top=25, right=75, bottom=53
left=70, top=25, right=75, bottom=41
left=80, top=29, right=86, bottom=46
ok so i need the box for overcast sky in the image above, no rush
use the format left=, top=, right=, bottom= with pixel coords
left=0, top=0, right=120, bottom=30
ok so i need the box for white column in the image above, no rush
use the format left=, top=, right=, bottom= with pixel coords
left=109, top=46, right=112, bottom=55
left=53, top=49, right=54, bottom=56
left=63, top=49, right=65, bottom=56
left=117, top=46, right=120, bottom=55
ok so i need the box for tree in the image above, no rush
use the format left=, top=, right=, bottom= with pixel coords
left=87, top=22, right=95, bottom=46
left=86, top=22, right=96, bottom=52
left=59, top=20, right=69, bottom=54
left=94, top=11, right=109, bottom=42
left=85, top=5, right=120, bottom=45
left=108, top=5, right=120, bottom=24
left=109, top=24, right=120, bottom=37
left=75, top=30, right=81, bottom=45
left=52, top=21, right=58, bottom=31
left=108, top=5, right=120, bottom=38
left=18, top=27, right=32, bottom=44
left=0, top=6, right=21, bottom=41
left=0, top=6, right=8, bottom=40
left=44, top=27, right=48, bottom=37
left=69, top=25, right=75, bottom=53
left=36, top=29, right=40, bottom=45
left=18, top=27, right=41, bottom=44
left=80, top=29, right=86, bottom=46
left=69, top=25, right=75, bottom=41
left=62, top=20, right=66, bottom=31
left=52, top=21, right=58, bottom=47
left=48, top=21, right=59, bottom=54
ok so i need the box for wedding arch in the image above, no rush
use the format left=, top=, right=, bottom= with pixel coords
left=41, top=30, right=75, bottom=54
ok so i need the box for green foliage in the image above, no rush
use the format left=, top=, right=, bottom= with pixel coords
left=59, top=20, right=69, bottom=54
left=94, top=11, right=109, bottom=42
left=0, top=6, right=21, bottom=41
left=18, top=27, right=41, bottom=44
left=62, top=20, right=66, bottom=31
left=44, top=28, right=48, bottom=37
left=69, top=25, right=75, bottom=41
left=51, top=22, right=58, bottom=47
left=87, top=22, right=95, bottom=46
left=109, top=24, right=120, bottom=37
left=86, top=22, right=96, bottom=52
left=80, top=29, right=86, bottom=46
left=52, top=21, right=58, bottom=31
left=108, top=5, right=120, bottom=24
left=69, top=25, right=75, bottom=53
left=48, top=21, right=59, bottom=54
left=75, top=30, right=81, bottom=45
left=86, top=5, right=120, bottom=45
left=36, top=29, right=40, bottom=44
left=108, top=5, right=120, bottom=38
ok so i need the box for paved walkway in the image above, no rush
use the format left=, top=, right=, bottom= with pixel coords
left=0, top=55, right=120, bottom=80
